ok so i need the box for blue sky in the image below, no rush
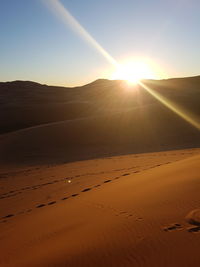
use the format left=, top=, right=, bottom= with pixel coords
left=0, top=0, right=200, bottom=86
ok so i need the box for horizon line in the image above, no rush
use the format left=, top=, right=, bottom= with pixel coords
left=1, top=74, right=200, bottom=88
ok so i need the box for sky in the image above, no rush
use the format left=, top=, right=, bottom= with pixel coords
left=0, top=0, right=200, bottom=86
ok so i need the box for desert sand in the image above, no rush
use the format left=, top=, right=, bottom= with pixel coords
left=1, top=148, right=200, bottom=266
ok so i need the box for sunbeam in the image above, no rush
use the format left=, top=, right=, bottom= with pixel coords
left=139, top=81, right=200, bottom=131
left=42, top=0, right=118, bottom=67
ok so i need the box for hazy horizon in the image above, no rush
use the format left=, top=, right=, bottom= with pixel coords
left=1, top=73, right=200, bottom=89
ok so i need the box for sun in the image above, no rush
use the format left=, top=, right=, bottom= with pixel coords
left=111, top=60, right=157, bottom=84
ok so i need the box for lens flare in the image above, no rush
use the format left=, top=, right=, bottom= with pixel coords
left=42, top=0, right=118, bottom=67
left=111, top=60, right=157, bottom=84
left=139, top=81, right=200, bottom=131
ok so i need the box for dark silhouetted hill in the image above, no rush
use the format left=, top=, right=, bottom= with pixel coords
left=0, top=76, right=200, bottom=166
left=1, top=76, right=200, bottom=134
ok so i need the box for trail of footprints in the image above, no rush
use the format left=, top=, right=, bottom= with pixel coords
left=0, top=161, right=174, bottom=222
left=1, top=159, right=194, bottom=229
left=0, top=171, right=132, bottom=222
left=163, top=223, right=183, bottom=231
left=0, top=150, right=194, bottom=200
left=0, top=161, right=170, bottom=200
left=163, top=223, right=200, bottom=233
left=164, top=209, right=200, bottom=233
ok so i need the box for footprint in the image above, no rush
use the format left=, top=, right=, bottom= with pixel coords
left=164, top=223, right=182, bottom=232
left=48, top=201, right=56, bottom=205
left=122, top=173, right=130, bottom=176
left=81, top=188, right=91, bottom=192
left=71, top=193, right=79, bottom=197
left=116, top=211, right=134, bottom=218
left=61, top=197, right=68, bottom=200
left=94, top=184, right=101, bottom=188
left=26, top=209, right=32, bottom=213
left=32, top=187, right=38, bottom=190
left=2, top=214, right=14, bottom=219
left=36, top=204, right=46, bottom=208
left=103, top=179, right=111, bottom=183
left=185, top=209, right=200, bottom=233
left=185, top=209, right=200, bottom=226
left=187, top=226, right=200, bottom=233
left=119, top=211, right=127, bottom=214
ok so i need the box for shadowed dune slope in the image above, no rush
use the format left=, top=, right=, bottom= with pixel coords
left=0, top=76, right=200, bottom=165
left=1, top=76, right=200, bottom=134
left=0, top=101, right=200, bottom=166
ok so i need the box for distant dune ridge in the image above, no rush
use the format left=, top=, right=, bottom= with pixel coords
left=1, top=76, right=200, bottom=133
left=0, top=76, right=200, bottom=166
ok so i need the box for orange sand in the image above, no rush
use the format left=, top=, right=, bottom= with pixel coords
left=1, top=148, right=200, bottom=266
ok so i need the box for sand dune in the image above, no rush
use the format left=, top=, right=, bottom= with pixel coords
left=1, top=76, right=200, bottom=134
left=0, top=148, right=200, bottom=266
left=1, top=77, right=200, bottom=166
left=1, top=101, right=200, bottom=167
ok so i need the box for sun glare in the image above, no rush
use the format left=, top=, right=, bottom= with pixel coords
left=111, top=60, right=157, bottom=84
